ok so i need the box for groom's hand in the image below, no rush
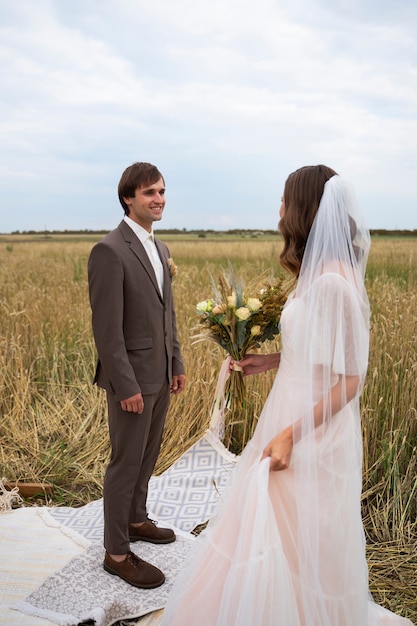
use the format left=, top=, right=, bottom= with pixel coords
left=120, top=393, right=144, bottom=413
left=171, top=374, right=186, bottom=394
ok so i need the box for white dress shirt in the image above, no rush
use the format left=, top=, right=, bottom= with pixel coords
left=124, top=216, right=164, bottom=296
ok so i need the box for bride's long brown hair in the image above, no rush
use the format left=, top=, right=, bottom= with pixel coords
left=279, top=165, right=338, bottom=276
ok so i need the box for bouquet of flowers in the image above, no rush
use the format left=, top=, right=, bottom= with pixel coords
left=194, top=268, right=290, bottom=451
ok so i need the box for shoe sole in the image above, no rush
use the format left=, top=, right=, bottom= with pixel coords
left=103, top=563, right=165, bottom=589
left=129, top=535, right=176, bottom=545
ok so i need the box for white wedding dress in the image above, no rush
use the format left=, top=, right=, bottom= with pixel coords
left=161, top=177, right=414, bottom=626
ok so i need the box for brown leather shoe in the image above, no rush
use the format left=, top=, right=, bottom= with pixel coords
left=129, top=520, right=176, bottom=544
left=103, top=551, right=165, bottom=589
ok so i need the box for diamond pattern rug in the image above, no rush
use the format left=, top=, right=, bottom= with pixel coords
left=49, top=431, right=236, bottom=539
left=11, top=432, right=236, bottom=626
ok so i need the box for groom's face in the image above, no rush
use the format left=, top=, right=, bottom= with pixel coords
left=123, top=178, right=166, bottom=233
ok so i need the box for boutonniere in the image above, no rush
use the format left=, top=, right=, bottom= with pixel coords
left=167, top=257, right=178, bottom=277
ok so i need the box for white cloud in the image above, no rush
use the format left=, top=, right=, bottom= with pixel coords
left=0, top=0, right=416, bottom=232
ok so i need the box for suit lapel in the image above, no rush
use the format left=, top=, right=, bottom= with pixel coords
left=118, top=221, right=163, bottom=300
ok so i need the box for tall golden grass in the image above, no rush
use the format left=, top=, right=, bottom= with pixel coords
left=0, top=233, right=416, bottom=619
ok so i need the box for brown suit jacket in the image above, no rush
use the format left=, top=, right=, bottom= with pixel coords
left=88, top=220, right=184, bottom=401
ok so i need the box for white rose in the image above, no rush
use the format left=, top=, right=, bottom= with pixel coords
left=196, top=299, right=212, bottom=312
left=250, top=325, right=261, bottom=336
left=235, top=306, right=250, bottom=321
left=247, top=297, right=262, bottom=312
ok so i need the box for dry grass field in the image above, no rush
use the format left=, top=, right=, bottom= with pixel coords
left=0, top=232, right=416, bottom=620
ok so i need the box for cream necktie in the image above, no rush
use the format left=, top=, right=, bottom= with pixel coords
left=146, top=234, right=164, bottom=295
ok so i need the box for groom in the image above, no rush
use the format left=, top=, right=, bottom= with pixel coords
left=88, top=162, right=186, bottom=588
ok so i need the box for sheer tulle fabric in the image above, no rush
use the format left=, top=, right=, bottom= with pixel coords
left=161, top=176, right=414, bottom=626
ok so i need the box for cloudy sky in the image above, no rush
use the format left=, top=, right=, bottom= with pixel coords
left=1, top=0, right=416, bottom=232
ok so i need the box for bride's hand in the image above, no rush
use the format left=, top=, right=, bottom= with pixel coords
left=230, top=353, right=280, bottom=376
left=261, top=426, right=293, bottom=471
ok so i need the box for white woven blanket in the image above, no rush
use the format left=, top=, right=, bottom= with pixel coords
left=14, top=532, right=193, bottom=626
left=0, top=507, right=87, bottom=626
left=6, top=432, right=236, bottom=626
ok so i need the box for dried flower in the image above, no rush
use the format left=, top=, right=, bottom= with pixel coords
left=227, top=292, right=237, bottom=308
left=167, top=257, right=178, bottom=277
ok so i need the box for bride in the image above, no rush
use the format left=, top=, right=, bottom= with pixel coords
left=161, top=165, right=414, bottom=626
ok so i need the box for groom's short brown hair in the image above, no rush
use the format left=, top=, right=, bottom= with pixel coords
left=118, top=162, right=165, bottom=214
